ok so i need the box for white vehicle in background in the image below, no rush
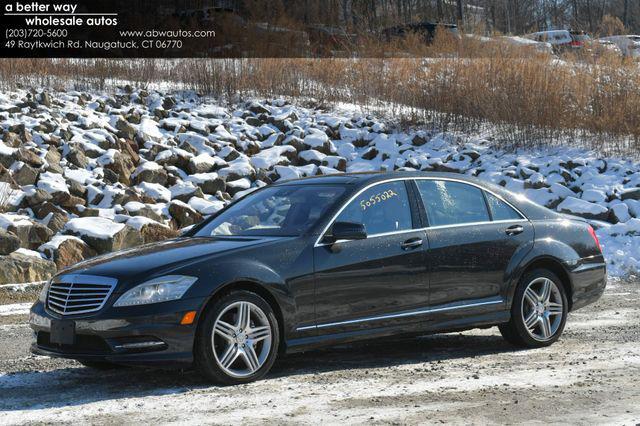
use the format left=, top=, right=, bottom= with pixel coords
left=599, top=35, right=640, bottom=58
left=500, top=36, right=553, bottom=54
left=525, top=30, right=573, bottom=53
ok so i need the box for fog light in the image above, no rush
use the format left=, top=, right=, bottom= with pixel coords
left=180, top=311, right=197, bottom=325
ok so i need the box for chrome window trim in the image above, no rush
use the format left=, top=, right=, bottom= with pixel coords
left=314, top=176, right=528, bottom=247
left=47, top=274, right=118, bottom=316
left=296, top=296, right=504, bottom=331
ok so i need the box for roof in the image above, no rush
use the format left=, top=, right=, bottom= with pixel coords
left=273, top=171, right=483, bottom=186
left=273, top=170, right=558, bottom=221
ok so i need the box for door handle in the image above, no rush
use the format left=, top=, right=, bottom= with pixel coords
left=401, top=238, right=423, bottom=250
left=505, top=225, right=524, bottom=236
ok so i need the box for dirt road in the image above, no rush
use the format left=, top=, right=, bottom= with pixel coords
left=1, top=280, right=639, bottom=425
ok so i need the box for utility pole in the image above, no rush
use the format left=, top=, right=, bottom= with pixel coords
left=456, top=0, right=464, bottom=27
left=623, top=0, right=629, bottom=29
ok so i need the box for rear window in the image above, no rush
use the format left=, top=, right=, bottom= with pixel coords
left=416, top=180, right=490, bottom=227
left=485, top=192, right=523, bottom=221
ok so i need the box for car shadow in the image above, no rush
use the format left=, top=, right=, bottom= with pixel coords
left=0, top=332, right=521, bottom=412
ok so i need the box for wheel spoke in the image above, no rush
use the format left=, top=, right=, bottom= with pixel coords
left=237, top=302, right=251, bottom=330
left=540, top=279, right=552, bottom=303
left=219, top=344, right=240, bottom=368
left=524, top=288, right=538, bottom=306
left=214, top=320, right=236, bottom=341
left=547, top=302, right=563, bottom=315
left=524, top=311, right=538, bottom=330
left=540, top=316, right=552, bottom=338
left=242, top=345, right=260, bottom=372
left=247, top=325, right=270, bottom=343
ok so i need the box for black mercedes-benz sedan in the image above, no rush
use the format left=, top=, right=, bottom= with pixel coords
left=30, top=172, right=607, bottom=384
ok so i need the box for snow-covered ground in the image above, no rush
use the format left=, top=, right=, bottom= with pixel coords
left=1, top=279, right=639, bottom=424
left=0, top=87, right=638, bottom=280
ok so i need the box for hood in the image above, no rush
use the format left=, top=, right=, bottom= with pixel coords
left=59, top=236, right=288, bottom=284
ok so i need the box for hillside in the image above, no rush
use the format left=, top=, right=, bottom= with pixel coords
left=0, top=87, right=638, bottom=283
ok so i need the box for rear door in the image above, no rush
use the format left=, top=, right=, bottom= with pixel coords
left=414, top=179, right=533, bottom=306
left=311, top=180, right=430, bottom=333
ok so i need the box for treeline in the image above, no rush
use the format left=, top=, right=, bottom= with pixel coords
left=227, top=0, right=638, bottom=35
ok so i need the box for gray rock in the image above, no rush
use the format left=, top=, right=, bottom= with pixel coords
left=139, top=222, right=179, bottom=244
left=0, top=228, right=20, bottom=255
left=0, top=252, right=56, bottom=284
left=9, top=222, right=55, bottom=250
left=169, top=201, right=203, bottom=228
left=115, top=117, right=137, bottom=139
left=13, top=163, right=39, bottom=186
left=46, top=212, right=69, bottom=234
left=620, top=188, right=640, bottom=201
left=66, top=224, right=142, bottom=255
left=14, top=148, right=44, bottom=168
left=132, top=167, right=168, bottom=186
left=66, top=149, right=88, bottom=168
left=41, top=237, right=97, bottom=270
left=25, top=189, right=52, bottom=207
left=198, top=178, right=226, bottom=195
left=362, top=147, right=379, bottom=161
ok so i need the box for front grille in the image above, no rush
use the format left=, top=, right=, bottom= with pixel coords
left=47, top=275, right=117, bottom=315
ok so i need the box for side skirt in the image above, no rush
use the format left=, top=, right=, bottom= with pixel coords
left=286, top=298, right=510, bottom=353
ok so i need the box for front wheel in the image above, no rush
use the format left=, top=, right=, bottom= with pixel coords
left=195, top=290, right=280, bottom=385
left=499, top=269, right=568, bottom=348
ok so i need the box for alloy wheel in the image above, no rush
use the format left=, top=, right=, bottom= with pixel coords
left=520, top=277, right=564, bottom=342
left=211, top=301, right=272, bottom=378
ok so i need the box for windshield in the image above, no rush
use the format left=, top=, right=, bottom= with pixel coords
left=194, top=185, right=345, bottom=237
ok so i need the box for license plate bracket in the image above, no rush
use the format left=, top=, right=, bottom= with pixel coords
left=50, top=320, right=75, bottom=345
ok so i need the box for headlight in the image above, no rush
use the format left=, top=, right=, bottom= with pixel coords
left=39, top=280, right=51, bottom=303
left=113, top=275, right=198, bottom=307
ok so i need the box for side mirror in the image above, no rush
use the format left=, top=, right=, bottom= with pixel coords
left=327, top=221, right=367, bottom=243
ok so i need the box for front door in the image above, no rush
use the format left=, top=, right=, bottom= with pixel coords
left=312, top=180, right=430, bottom=333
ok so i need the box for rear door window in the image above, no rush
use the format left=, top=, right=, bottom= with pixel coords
left=335, top=181, right=413, bottom=235
left=416, top=180, right=490, bottom=226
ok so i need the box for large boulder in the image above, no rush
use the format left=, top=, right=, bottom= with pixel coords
left=12, top=163, right=39, bottom=186
left=98, top=149, right=136, bottom=185
left=127, top=217, right=179, bottom=244
left=169, top=200, right=203, bottom=229
left=131, top=162, right=168, bottom=185
left=64, top=217, right=142, bottom=254
left=39, top=235, right=97, bottom=270
left=0, top=251, right=57, bottom=284
left=0, top=228, right=20, bottom=255
left=6, top=221, right=55, bottom=250
left=14, top=148, right=44, bottom=168
left=557, top=197, right=609, bottom=221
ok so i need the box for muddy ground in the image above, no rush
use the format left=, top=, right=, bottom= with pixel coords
left=0, top=280, right=639, bottom=425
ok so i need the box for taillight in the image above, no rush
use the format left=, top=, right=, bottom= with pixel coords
left=587, top=225, right=602, bottom=252
left=571, top=41, right=582, bottom=47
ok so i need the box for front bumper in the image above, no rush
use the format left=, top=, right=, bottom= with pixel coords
left=29, top=297, right=207, bottom=367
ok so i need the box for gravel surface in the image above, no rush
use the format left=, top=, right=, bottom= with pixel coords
left=1, top=280, right=639, bottom=425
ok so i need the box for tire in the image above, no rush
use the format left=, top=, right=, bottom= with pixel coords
left=78, top=360, right=122, bottom=370
left=194, top=290, right=280, bottom=385
left=499, top=268, right=568, bottom=348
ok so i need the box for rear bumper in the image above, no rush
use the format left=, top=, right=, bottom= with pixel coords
left=566, top=256, right=607, bottom=311
left=29, top=297, right=206, bottom=367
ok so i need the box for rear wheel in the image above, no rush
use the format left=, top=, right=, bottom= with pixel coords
left=195, top=290, right=279, bottom=385
left=499, top=269, right=568, bottom=348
